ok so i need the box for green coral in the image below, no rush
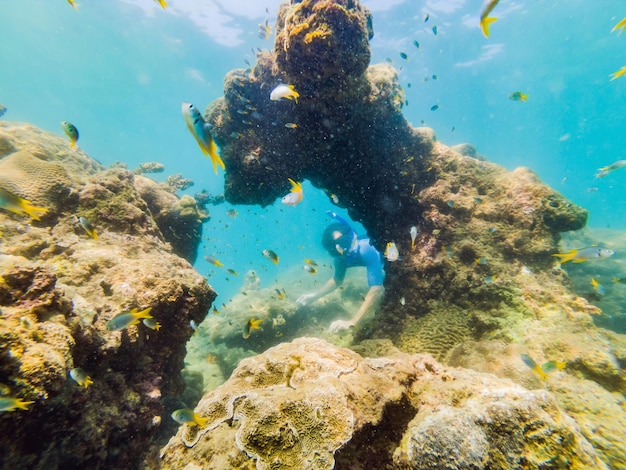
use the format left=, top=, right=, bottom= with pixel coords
left=396, top=303, right=472, bottom=361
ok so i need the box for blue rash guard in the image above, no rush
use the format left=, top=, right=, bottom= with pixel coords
left=333, top=237, right=384, bottom=287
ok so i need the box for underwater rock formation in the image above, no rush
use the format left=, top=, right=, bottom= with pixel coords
left=194, top=0, right=626, bottom=466
left=0, top=122, right=216, bottom=468
left=134, top=175, right=208, bottom=264
left=205, top=0, right=427, bottom=247
left=160, top=338, right=604, bottom=470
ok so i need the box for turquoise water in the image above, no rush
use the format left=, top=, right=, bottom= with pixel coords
left=2, top=0, right=625, bottom=304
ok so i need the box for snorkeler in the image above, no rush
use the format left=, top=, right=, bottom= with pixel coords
left=296, top=211, right=384, bottom=333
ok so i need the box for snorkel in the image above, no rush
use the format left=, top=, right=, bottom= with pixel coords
left=326, top=211, right=358, bottom=256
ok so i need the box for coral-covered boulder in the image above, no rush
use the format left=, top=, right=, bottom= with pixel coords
left=0, top=122, right=216, bottom=469
left=160, top=338, right=603, bottom=470
left=134, top=175, right=208, bottom=264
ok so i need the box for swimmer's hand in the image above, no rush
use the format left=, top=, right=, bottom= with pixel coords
left=329, top=319, right=355, bottom=334
left=296, top=293, right=317, bottom=307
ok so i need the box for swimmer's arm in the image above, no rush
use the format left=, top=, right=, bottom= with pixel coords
left=313, top=278, right=339, bottom=300
left=350, top=285, right=384, bottom=328
left=297, top=278, right=338, bottom=306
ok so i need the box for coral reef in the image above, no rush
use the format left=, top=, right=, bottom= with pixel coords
left=187, top=266, right=367, bottom=382
left=133, top=161, right=165, bottom=175
left=164, top=173, right=194, bottom=192
left=0, top=122, right=216, bottom=468
left=0, top=150, right=75, bottom=215
left=134, top=175, right=208, bottom=263
left=205, top=0, right=427, bottom=245
left=190, top=0, right=626, bottom=465
left=160, top=338, right=604, bottom=470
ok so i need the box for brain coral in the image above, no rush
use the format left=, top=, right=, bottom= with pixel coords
left=396, top=303, right=472, bottom=361
left=0, top=150, right=73, bottom=210
left=160, top=338, right=603, bottom=470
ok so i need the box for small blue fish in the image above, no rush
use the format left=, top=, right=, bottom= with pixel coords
left=182, top=102, right=225, bottom=174
left=591, top=278, right=605, bottom=296
left=106, top=307, right=153, bottom=331
left=69, top=368, right=93, bottom=388
left=520, top=354, right=566, bottom=380
left=552, top=246, right=614, bottom=264
left=432, top=25, right=438, bottom=36
left=0, top=396, right=34, bottom=412
left=171, top=409, right=208, bottom=427
left=431, top=104, right=439, bottom=111
left=142, top=318, right=161, bottom=330
left=77, top=216, right=98, bottom=240
left=0, top=187, right=48, bottom=220
left=61, top=121, right=79, bottom=148
left=0, top=104, right=6, bottom=118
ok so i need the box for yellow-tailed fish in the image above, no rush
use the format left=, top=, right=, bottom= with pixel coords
left=552, top=246, right=615, bottom=264
left=385, top=242, right=399, bottom=262
left=243, top=317, right=263, bottom=339
left=270, top=84, right=299, bottom=103
left=226, top=268, right=239, bottom=276
left=409, top=226, right=418, bottom=250
left=106, top=307, right=153, bottom=331
left=304, top=259, right=318, bottom=266
left=520, top=354, right=548, bottom=381
left=303, top=265, right=317, bottom=274
left=226, top=209, right=238, bottom=218
left=171, top=409, right=208, bottom=427
left=610, top=66, right=626, bottom=81
left=182, top=102, right=225, bottom=173
left=61, top=121, right=79, bottom=147
left=273, top=288, right=286, bottom=300
left=0, top=396, right=34, bottom=412
left=77, top=216, right=98, bottom=240
left=521, top=354, right=566, bottom=380
left=262, top=249, right=279, bottom=264
left=479, top=0, right=500, bottom=38
left=142, top=318, right=161, bottom=330
left=541, top=360, right=567, bottom=373
left=508, top=92, right=528, bottom=102
left=596, top=159, right=626, bottom=178
left=154, top=0, right=168, bottom=9
left=67, top=0, right=78, bottom=10
left=611, top=17, right=626, bottom=34
left=0, top=187, right=48, bottom=220
left=69, top=368, right=93, bottom=388
left=281, top=178, right=303, bottom=206
left=591, top=278, right=606, bottom=296
left=204, top=255, right=224, bottom=267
